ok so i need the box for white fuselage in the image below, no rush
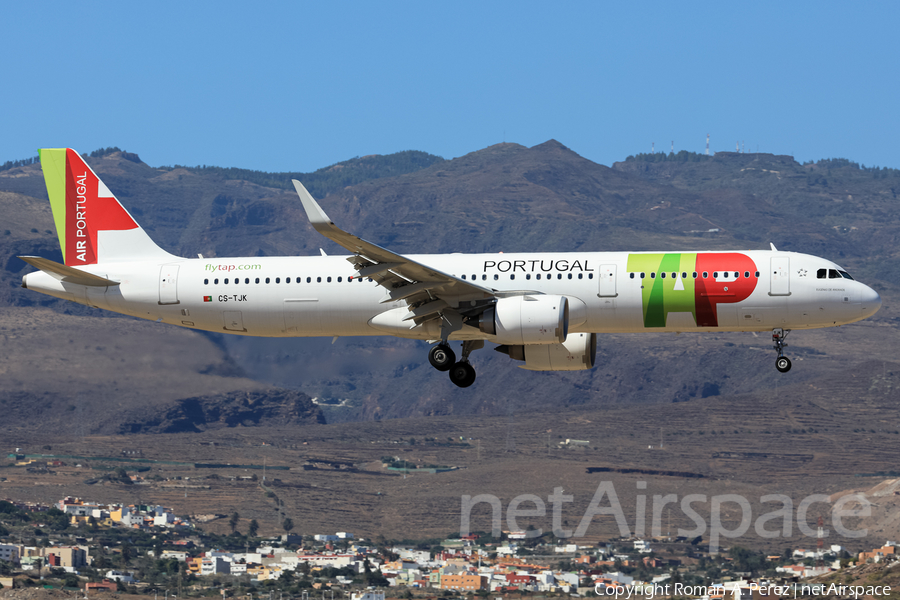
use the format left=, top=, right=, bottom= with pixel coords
left=22, top=250, right=881, bottom=341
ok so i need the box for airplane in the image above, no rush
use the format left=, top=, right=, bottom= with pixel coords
left=19, top=148, right=882, bottom=388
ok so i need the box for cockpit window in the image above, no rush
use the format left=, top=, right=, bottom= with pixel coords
left=839, top=270, right=854, bottom=280
left=829, top=269, right=840, bottom=279
left=817, top=269, right=826, bottom=279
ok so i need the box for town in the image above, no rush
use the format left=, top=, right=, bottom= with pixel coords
left=0, top=495, right=896, bottom=599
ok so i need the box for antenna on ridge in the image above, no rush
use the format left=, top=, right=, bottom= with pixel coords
left=706, top=134, right=710, bottom=155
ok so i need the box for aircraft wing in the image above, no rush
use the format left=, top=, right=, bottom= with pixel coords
left=293, top=180, right=495, bottom=323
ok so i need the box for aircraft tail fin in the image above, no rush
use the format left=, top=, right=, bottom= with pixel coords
left=39, top=148, right=176, bottom=266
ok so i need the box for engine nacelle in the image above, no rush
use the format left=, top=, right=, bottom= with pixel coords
left=497, top=332, right=597, bottom=371
left=479, top=295, right=568, bottom=345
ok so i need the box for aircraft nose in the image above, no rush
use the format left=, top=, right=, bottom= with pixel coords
left=860, top=284, right=882, bottom=317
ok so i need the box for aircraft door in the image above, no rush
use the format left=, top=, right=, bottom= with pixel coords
left=769, top=257, right=791, bottom=296
left=597, top=264, right=618, bottom=298
left=283, top=299, right=323, bottom=335
left=158, top=264, right=180, bottom=305
left=223, top=311, right=245, bottom=332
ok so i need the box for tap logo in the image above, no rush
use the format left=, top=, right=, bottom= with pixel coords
left=626, top=253, right=759, bottom=328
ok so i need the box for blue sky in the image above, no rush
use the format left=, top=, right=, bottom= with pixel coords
left=3, top=2, right=898, bottom=172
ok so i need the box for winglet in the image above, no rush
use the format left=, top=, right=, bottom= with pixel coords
left=292, top=180, right=334, bottom=231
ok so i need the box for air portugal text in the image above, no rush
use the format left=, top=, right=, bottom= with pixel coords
left=73, top=171, right=89, bottom=262
left=483, top=258, right=594, bottom=273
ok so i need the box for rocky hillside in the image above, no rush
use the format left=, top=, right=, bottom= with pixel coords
left=1, top=142, right=899, bottom=428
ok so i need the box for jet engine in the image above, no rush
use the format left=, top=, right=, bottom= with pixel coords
left=478, top=295, right=568, bottom=345
left=496, top=332, right=597, bottom=371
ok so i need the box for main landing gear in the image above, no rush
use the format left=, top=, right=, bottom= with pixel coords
left=429, top=340, right=482, bottom=387
left=773, top=328, right=792, bottom=373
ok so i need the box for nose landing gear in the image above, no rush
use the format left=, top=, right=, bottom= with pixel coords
left=773, top=328, right=792, bottom=373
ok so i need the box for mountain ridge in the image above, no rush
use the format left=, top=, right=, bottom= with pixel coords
left=1, top=140, right=898, bottom=428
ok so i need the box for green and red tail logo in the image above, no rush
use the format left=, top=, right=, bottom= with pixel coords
left=39, top=148, right=139, bottom=266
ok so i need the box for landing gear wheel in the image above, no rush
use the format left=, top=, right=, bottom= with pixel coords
left=449, top=362, right=477, bottom=388
left=772, top=328, right=792, bottom=373
left=775, top=356, right=792, bottom=373
left=429, top=344, right=456, bottom=372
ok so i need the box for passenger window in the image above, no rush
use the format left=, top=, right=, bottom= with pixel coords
left=255, top=278, right=260, bottom=284
left=661, top=272, right=666, bottom=279
left=755, top=271, right=759, bottom=278
left=713, top=272, right=718, bottom=278
left=650, top=272, right=656, bottom=279
left=245, top=278, right=250, bottom=284
left=692, top=272, right=698, bottom=278
left=510, top=274, right=515, bottom=280
left=672, top=272, right=677, bottom=279
left=640, top=272, right=645, bottom=279
left=526, top=274, right=531, bottom=280
left=568, top=273, right=573, bottom=279
left=588, top=273, right=593, bottom=279
left=482, top=274, right=487, bottom=281
left=557, top=274, right=562, bottom=279
left=702, top=272, right=708, bottom=278
left=829, top=269, right=839, bottom=279
left=224, top=278, right=229, bottom=284
left=235, top=278, right=239, bottom=285
left=275, top=277, right=280, bottom=284
left=630, top=273, right=635, bottom=279
left=337, top=277, right=342, bottom=282
left=214, top=278, right=219, bottom=284
left=493, top=274, right=499, bottom=280
left=682, top=272, right=687, bottom=279
left=461, top=275, right=466, bottom=280
left=317, top=277, right=321, bottom=283
left=265, top=277, right=270, bottom=284
left=327, top=277, right=332, bottom=283
left=204, top=279, right=209, bottom=285
left=817, top=269, right=826, bottom=279
left=744, top=272, right=749, bottom=278
left=536, top=274, right=541, bottom=280
left=578, top=273, right=583, bottom=279
left=306, top=277, right=311, bottom=283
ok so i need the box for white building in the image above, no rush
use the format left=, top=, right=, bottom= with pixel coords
left=351, top=593, right=384, bottom=600
left=297, top=554, right=354, bottom=568
left=154, top=513, right=176, bottom=526
left=0, top=545, right=19, bottom=564
left=200, top=557, right=231, bottom=575
left=160, top=550, right=188, bottom=561
left=105, top=570, right=136, bottom=583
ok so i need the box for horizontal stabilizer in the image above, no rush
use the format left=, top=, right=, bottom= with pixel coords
left=18, top=256, right=120, bottom=287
